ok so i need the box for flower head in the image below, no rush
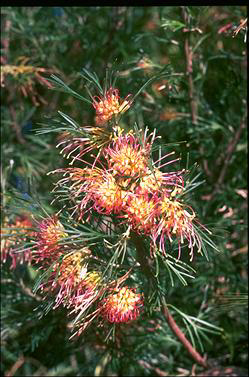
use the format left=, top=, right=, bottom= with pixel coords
left=124, top=194, right=159, bottom=234
left=70, top=270, right=102, bottom=311
left=138, top=167, right=163, bottom=194
left=93, top=87, right=132, bottom=125
left=50, top=248, right=92, bottom=308
left=34, top=216, right=68, bottom=264
left=59, top=167, right=130, bottom=217
left=105, top=133, right=150, bottom=178
left=82, top=270, right=102, bottom=291
left=91, top=171, right=129, bottom=214
left=152, top=196, right=202, bottom=261
left=101, top=286, right=143, bottom=323
left=56, top=249, right=90, bottom=287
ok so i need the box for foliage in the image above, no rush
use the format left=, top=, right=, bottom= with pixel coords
left=1, top=6, right=247, bottom=377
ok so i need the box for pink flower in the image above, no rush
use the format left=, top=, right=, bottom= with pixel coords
left=151, top=195, right=202, bottom=261
left=100, top=286, right=143, bottom=323
left=33, top=215, right=67, bottom=265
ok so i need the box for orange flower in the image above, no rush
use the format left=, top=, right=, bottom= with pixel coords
left=90, top=171, right=129, bottom=214
left=138, top=167, right=163, bottom=194
left=101, top=286, right=143, bottom=323
left=56, top=250, right=89, bottom=287
left=36, top=247, right=102, bottom=312
left=93, top=87, right=132, bottom=125
left=70, top=270, right=102, bottom=311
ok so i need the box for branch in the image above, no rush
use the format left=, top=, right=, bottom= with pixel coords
left=216, top=117, right=246, bottom=188
left=161, top=304, right=207, bottom=368
left=131, top=232, right=208, bottom=368
left=9, top=105, right=26, bottom=145
left=181, top=6, right=198, bottom=125
left=131, top=232, right=156, bottom=283
left=19, top=278, right=43, bottom=301
left=211, top=116, right=246, bottom=198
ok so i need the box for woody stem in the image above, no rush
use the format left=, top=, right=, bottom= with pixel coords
left=131, top=232, right=207, bottom=368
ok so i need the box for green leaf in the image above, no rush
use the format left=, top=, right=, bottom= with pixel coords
left=48, top=74, right=92, bottom=104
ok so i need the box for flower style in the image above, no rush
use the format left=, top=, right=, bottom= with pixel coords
left=56, top=125, right=124, bottom=165
left=123, top=194, right=159, bottom=235
left=34, top=215, right=68, bottom=265
left=1, top=216, right=35, bottom=269
left=105, top=133, right=151, bottom=178
left=93, top=87, right=132, bottom=125
left=101, top=286, right=143, bottom=323
left=152, top=195, right=202, bottom=261
left=70, top=270, right=102, bottom=312
left=51, top=248, right=92, bottom=308
left=52, top=167, right=130, bottom=218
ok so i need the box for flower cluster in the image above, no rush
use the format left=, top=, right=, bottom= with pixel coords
left=6, top=84, right=210, bottom=339
left=1, top=58, right=53, bottom=105
left=51, top=111, right=204, bottom=261
left=31, top=214, right=143, bottom=333
left=33, top=215, right=68, bottom=265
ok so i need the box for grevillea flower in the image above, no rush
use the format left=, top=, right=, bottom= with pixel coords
left=1, top=60, right=53, bottom=106
left=50, top=129, right=186, bottom=225
left=105, top=132, right=184, bottom=195
left=49, top=125, right=207, bottom=261
left=50, top=248, right=92, bottom=308
left=72, top=168, right=127, bottom=215
left=152, top=195, right=202, bottom=261
left=123, top=194, right=159, bottom=235
left=1, top=216, right=35, bottom=269
left=135, top=167, right=184, bottom=197
left=105, top=133, right=150, bottom=178
left=34, top=215, right=68, bottom=265
left=36, top=246, right=102, bottom=313
left=70, top=270, right=102, bottom=312
left=51, top=167, right=130, bottom=218
left=93, top=87, right=132, bottom=125
left=90, top=172, right=128, bottom=214
left=138, top=167, right=163, bottom=194
left=101, top=286, right=143, bottom=323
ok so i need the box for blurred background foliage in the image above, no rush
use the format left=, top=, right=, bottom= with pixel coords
left=1, top=6, right=247, bottom=376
